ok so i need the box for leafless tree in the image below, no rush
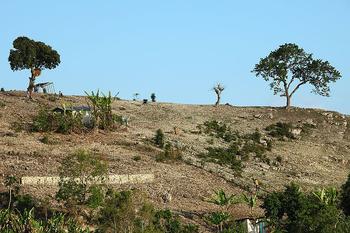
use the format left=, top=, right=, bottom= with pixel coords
left=213, top=83, right=225, bottom=106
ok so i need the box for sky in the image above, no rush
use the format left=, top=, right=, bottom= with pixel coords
left=0, top=1, right=349, bottom=114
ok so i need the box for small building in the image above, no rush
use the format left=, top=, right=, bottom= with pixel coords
left=52, top=106, right=91, bottom=114
left=238, top=218, right=269, bottom=233
left=34, top=82, right=55, bottom=94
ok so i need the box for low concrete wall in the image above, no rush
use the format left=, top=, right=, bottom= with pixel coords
left=21, top=174, right=155, bottom=186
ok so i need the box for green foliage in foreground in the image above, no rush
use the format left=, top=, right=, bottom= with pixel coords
left=0, top=208, right=90, bottom=233
left=263, top=183, right=350, bottom=233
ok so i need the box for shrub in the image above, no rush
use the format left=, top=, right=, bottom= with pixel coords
left=156, top=143, right=182, bottom=163
left=154, top=209, right=199, bottom=233
left=265, top=122, right=295, bottom=139
left=239, top=142, right=266, bottom=159
left=0, top=207, right=90, bottom=232
left=31, top=108, right=84, bottom=134
left=0, top=100, right=5, bottom=108
left=151, top=93, right=156, bottom=102
left=341, top=173, right=350, bottom=216
left=244, top=129, right=262, bottom=143
left=205, top=211, right=230, bottom=232
left=56, top=149, right=108, bottom=209
left=10, top=122, right=24, bottom=132
left=133, top=155, right=141, bottom=161
left=301, top=122, right=316, bottom=136
left=154, top=129, right=165, bottom=148
left=0, top=88, right=5, bottom=92
left=276, top=155, right=283, bottom=163
left=97, top=189, right=198, bottom=233
left=198, top=145, right=242, bottom=176
left=200, top=120, right=239, bottom=142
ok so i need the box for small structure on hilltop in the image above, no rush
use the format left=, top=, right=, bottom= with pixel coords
left=52, top=106, right=91, bottom=114
left=34, top=82, right=55, bottom=94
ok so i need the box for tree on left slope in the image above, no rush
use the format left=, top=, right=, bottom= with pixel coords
left=8, top=36, right=60, bottom=99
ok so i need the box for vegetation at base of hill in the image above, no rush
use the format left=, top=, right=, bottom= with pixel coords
left=263, top=181, right=350, bottom=233
left=204, top=189, right=249, bottom=233
left=1, top=149, right=198, bottom=233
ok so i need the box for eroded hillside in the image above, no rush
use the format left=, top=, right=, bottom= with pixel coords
left=0, top=91, right=349, bottom=229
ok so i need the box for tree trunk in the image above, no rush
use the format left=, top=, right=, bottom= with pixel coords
left=215, top=94, right=221, bottom=106
left=8, top=188, right=12, bottom=209
left=27, top=68, right=41, bottom=99
left=285, top=95, right=291, bottom=109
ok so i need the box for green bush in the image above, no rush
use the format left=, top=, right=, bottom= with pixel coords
left=151, top=93, right=156, bottom=102
left=97, top=189, right=198, bottom=233
left=276, top=155, right=283, bottom=163
left=156, top=143, right=182, bottom=163
left=32, top=108, right=83, bottom=134
left=154, top=129, right=165, bottom=148
left=263, top=183, right=350, bottom=233
left=56, top=149, right=108, bottom=208
left=244, top=129, right=262, bottom=143
left=265, top=122, right=295, bottom=139
left=198, top=145, right=242, bottom=176
left=0, top=208, right=91, bottom=233
left=200, top=120, right=239, bottom=142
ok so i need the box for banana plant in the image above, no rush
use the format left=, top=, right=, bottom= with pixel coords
left=208, top=189, right=237, bottom=208
left=4, top=175, right=19, bottom=210
left=313, top=187, right=338, bottom=206
left=242, top=193, right=257, bottom=218
left=85, top=90, right=114, bottom=130
left=206, top=211, right=230, bottom=232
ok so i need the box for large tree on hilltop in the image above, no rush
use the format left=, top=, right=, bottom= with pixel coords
left=8, top=36, right=60, bottom=99
left=252, top=43, right=341, bottom=108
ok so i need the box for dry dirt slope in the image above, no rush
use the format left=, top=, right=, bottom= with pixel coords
left=0, top=91, right=349, bottom=226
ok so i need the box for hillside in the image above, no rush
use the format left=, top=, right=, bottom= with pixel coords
left=0, top=91, right=349, bottom=230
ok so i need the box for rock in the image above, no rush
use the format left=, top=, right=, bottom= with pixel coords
left=305, top=119, right=317, bottom=127
left=258, top=163, right=270, bottom=170
left=162, top=191, right=172, bottom=203
left=174, top=126, right=181, bottom=135
left=267, top=112, right=274, bottom=119
left=291, top=128, right=302, bottom=138
left=254, top=114, right=262, bottom=119
left=259, top=139, right=268, bottom=147
left=322, top=112, right=333, bottom=119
